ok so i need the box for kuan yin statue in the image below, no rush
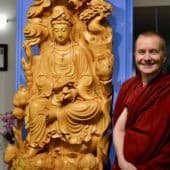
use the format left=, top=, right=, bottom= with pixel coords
left=4, top=0, right=114, bottom=169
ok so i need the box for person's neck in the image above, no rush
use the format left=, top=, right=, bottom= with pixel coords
left=141, top=71, right=161, bottom=86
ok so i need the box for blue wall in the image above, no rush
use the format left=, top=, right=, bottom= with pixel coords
left=107, top=0, right=133, bottom=166
left=16, top=0, right=133, bottom=168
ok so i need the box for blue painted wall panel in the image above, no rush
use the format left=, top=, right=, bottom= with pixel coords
left=16, top=0, right=34, bottom=88
left=106, top=1, right=133, bottom=166
left=108, top=0, right=133, bottom=101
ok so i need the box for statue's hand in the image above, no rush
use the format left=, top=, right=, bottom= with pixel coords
left=62, top=87, right=77, bottom=102
left=54, top=80, right=74, bottom=91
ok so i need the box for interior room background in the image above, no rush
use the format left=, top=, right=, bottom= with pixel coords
left=0, top=0, right=170, bottom=170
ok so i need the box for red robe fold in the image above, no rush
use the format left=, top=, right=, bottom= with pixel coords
left=112, top=73, right=170, bottom=170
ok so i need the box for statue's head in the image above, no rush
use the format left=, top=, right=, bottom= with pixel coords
left=51, top=6, right=73, bottom=45
left=13, top=86, right=30, bottom=107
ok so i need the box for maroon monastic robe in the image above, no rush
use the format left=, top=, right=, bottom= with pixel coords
left=112, top=73, right=170, bottom=170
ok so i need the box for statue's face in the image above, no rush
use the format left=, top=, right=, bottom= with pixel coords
left=53, top=23, right=71, bottom=45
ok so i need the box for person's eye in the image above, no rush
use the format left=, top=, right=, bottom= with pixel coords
left=138, top=50, right=145, bottom=55
left=150, top=50, right=159, bottom=55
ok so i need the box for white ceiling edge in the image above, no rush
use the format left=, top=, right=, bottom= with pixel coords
left=134, top=0, right=170, bottom=7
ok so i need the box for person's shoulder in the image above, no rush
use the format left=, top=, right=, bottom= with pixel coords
left=157, top=73, right=170, bottom=98
left=164, top=73, right=170, bottom=80
left=117, top=76, right=138, bottom=93
left=115, top=76, right=137, bottom=98
left=159, top=73, right=170, bottom=83
left=161, top=73, right=170, bottom=77
left=121, top=76, right=137, bottom=87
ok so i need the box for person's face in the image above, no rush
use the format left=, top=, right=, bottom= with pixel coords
left=135, top=35, right=166, bottom=77
left=53, top=23, right=71, bottom=45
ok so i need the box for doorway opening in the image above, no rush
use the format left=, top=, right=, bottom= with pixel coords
left=134, top=6, right=170, bottom=73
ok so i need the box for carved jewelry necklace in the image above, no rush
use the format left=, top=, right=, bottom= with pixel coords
left=51, top=42, right=73, bottom=63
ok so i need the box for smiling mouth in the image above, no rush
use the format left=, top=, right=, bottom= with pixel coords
left=142, top=63, right=155, bottom=66
left=140, top=61, right=156, bottom=66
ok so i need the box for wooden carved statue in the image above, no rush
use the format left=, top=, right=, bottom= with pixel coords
left=4, top=0, right=113, bottom=169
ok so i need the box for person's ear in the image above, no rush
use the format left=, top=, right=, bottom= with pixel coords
left=162, top=53, right=167, bottom=63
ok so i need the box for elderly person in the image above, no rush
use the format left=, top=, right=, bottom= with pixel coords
left=112, top=31, right=170, bottom=170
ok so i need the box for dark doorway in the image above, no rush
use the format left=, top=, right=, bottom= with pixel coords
left=134, top=6, right=170, bottom=73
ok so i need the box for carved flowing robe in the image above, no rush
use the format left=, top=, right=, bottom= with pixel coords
left=28, top=42, right=102, bottom=146
left=112, top=73, right=170, bottom=170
